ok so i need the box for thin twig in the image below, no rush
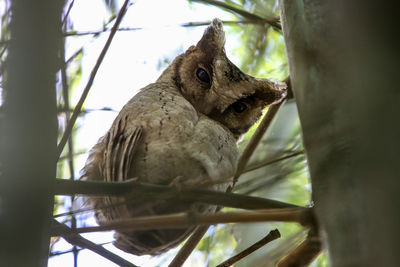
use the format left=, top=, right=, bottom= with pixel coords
left=277, top=229, right=322, bottom=267
left=63, top=20, right=267, bottom=37
left=59, top=20, right=80, bottom=266
left=241, top=150, right=304, bottom=175
left=191, top=0, right=281, bottom=30
left=216, top=229, right=281, bottom=267
left=53, top=220, right=137, bottom=267
left=60, top=40, right=75, bottom=185
left=234, top=101, right=285, bottom=185
left=50, top=247, right=83, bottom=257
left=240, top=174, right=283, bottom=196
left=56, top=0, right=131, bottom=159
left=65, top=48, right=83, bottom=65
left=62, top=0, right=75, bottom=27
left=52, top=208, right=309, bottom=236
left=57, top=106, right=117, bottom=114
left=0, top=43, right=8, bottom=58
left=58, top=151, right=87, bottom=161
left=49, top=241, right=113, bottom=257
left=181, top=20, right=265, bottom=27
left=169, top=225, right=209, bottom=267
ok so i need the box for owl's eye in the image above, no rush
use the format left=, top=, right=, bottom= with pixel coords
left=232, top=101, right=247, bottom=113
left=196, top=68, right=210, bottom=84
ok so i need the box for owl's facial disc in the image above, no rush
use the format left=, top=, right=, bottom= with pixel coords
left=163, top=18, right=287, bottom=137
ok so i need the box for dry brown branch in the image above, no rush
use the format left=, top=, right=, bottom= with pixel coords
left=53, top=220, right=137, bottom=267
left=277, top=230, right=322, bottom=267
left=52, top=208, right=309, bottom=237
left=56, top=0, right=131, bottom=159
left=168, top=226, right=209, bottom=267
left=234, top=101, right=285, bottom=185
left=217, top=229, right=281, bottom=267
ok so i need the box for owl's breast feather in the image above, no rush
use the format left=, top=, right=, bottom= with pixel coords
left=122, top=83, right=238, bottom=188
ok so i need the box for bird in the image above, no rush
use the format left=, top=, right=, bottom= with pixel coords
left=82, top=18, right=287, bottom=256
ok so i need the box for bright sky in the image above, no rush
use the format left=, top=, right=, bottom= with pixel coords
left=51, top=0, right=237, bottom=266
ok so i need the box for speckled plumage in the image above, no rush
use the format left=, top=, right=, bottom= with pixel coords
left=83, top=19, right=286, bottom=256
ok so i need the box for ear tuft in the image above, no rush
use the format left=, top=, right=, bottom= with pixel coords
left=196, top=18, right=226, bottom=55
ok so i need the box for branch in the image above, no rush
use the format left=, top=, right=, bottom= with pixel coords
left=62, top=0, right=75, bottom=27
left=56, top=0, right=131, bottom=159
left=0, top=42, right=8, bottom=58
left=191, top=0, right=281, bottom=30
left=277, top=229, right=322, bottom=267
left=52, top=220, right=137, bottom=267
left=167, top=148, right=296, bottom=266
left=241, top=150, right=304, bottom=175
left=63, top=20, right=267, bottom=37
left=59, top=15, right=81, bottom=263
left=216, top=229, right=281, bottom=267
left=234, top=101, right=285, bottom=185
left=168, top=225, right=209, bottom=267
left=54, top=178, right=299, bottom=210
left=57, top=106, right=117, bottom=114
left=52, top=208, right=310, bottom=236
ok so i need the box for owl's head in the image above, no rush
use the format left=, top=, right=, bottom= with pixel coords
left=159, top=18, right=286, bottom=138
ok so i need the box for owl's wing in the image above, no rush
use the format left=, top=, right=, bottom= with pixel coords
left=102, top=114, right=142, bottom=182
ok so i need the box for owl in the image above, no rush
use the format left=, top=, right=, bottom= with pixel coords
left=82, top=18, right=286, bottom=256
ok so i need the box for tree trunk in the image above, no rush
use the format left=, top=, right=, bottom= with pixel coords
left=279, top=1, right=400, bottom=266
left=0, top=1, right=62, bottom=266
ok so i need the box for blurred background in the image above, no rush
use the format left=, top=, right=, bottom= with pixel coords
left=0, top=0, right=327, bottom=266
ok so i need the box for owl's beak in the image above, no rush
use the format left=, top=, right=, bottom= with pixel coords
left=255, top=78, right=287, bottom=106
